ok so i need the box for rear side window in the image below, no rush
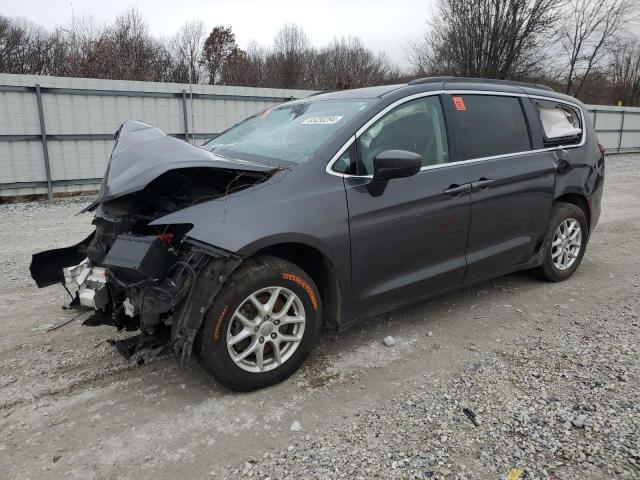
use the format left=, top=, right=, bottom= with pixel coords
left=534, top=99, right=582, bottom=147
left=447, top=94, right=531, bottom=161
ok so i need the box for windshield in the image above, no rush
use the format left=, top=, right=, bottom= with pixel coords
left=202, top=99, right=372, bottom=165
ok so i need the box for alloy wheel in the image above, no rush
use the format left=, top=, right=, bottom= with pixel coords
left=226, top=286, right=306, bottom=373
left=551, top=218, right=582, bottom=271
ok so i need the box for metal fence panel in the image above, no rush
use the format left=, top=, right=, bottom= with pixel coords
left=0, top=140, right=45, bottom=182
left=40, top=92, right=183, bottom=135
left=48, top=139, right=113, bottom=181
left=588, top=105, right=640, bottom=153
left=594, top=131, right=620, bottom=150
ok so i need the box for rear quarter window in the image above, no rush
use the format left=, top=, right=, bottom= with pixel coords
left=533, top=99, right=583, bottom=148
left=447, top=94, right=531, bottom=161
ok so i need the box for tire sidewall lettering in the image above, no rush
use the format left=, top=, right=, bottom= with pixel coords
left=281, top=272, right=319, bottom=311
left=214, top=304, right=229, bottom=341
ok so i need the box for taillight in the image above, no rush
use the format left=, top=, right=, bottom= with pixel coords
left=598, top=143, right=606, bottom=157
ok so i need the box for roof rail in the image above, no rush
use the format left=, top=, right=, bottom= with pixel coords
left=407, top=76, right=554, bottom=92
left=308, top=90, right=338, bottom=97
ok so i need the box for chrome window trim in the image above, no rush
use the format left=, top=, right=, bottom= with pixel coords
left=325, top=89, right=587, bottom=178
left=329, top=134, right=357, bottom=174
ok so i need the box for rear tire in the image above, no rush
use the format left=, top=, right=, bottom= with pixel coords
left=196, top=255, right=322, bottom=391
left=535, top=202, right=588, bottom=282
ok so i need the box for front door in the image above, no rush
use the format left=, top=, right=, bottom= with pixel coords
left=345, top=95, right=471, bottom=318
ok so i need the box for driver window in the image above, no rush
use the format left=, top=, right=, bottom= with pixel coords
left=358, top=96, right=448, bottom=175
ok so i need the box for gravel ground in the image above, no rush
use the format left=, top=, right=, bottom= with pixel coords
left=1, top=154, right=639, bottom=480
left=238, top=296, right=640, bottom=480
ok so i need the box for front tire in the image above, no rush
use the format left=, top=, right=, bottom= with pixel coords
left=196, top=256, right=322, bottom=391
left=535, top=202, right=588, bottom=282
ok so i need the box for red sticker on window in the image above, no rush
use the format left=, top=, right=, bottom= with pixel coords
left=453, top=96, right=466, bottom=111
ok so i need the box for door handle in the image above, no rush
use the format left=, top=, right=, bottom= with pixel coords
left=470, top=178, right=495, bottom=190
left=443, top=183, right=471, bottom=196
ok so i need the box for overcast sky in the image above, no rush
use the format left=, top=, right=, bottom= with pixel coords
left=4, top=0, right=433, bottom=70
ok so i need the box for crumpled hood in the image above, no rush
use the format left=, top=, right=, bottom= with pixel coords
left=98, top=120, right=274, bottom=202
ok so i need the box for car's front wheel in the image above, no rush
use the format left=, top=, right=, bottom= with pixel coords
left=196, top=256, right=322, bottom=391
left=535, top=202, right=588, bottom=282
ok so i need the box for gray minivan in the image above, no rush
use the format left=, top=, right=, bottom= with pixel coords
left=31, top=77, right=605, bottom=391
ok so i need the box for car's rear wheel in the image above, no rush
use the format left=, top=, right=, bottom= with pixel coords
left=196, top=256, right=322, bottom=391
left=535, top=202, right=588, bottom=282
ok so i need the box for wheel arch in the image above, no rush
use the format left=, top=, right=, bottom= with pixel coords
left=251, top=242, right=343, bottom=329
left=554, top=192, right=591, bottom=234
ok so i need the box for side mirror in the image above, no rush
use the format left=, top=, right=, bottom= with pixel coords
left=372, top=150, right=422, bottom=182
left=367, top=150, right=422, bottom=196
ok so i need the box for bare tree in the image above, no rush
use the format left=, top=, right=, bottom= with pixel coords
left=267, top=23, right=312, bottom=88
left=312, top=37, right=396, bottom=89
left=609, top=39, right=640, bottom=105
left=173, top=20, right=205, bottom=84
left=96, top=8, right=167, bottom=81
left=244, top=40, right=268, bottom=86
left=409, top=0, right=562, bottom=79
left=0, top=16, right=56, bottom=75
left=202, top=26, right=237, bottom=84
left=219, top=47, right=251, bottom=85
left=561, top=0, right=638, bottom=97
left=57, top=15, right=105, bottom=78
left=219, top=40, right=269, bottom=87
left=0, top=16, right=24, bottom=72
left=405, top=38, right=430, bottom=76
left=22, top=24, right=57, bottom=74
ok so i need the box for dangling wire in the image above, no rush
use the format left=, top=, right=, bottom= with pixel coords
left=46, top=310, right=92, bottom=332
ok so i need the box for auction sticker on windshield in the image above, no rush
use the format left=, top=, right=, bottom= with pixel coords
left=301, top=115, right=343, bottom=125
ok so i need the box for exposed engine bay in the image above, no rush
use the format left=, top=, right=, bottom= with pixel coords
left=29, top=121, right=278, bottom=363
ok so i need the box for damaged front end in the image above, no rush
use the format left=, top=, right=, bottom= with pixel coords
left=54, top=228, right=240, bottom=364
left=29, top=121, right=276, bottom=363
